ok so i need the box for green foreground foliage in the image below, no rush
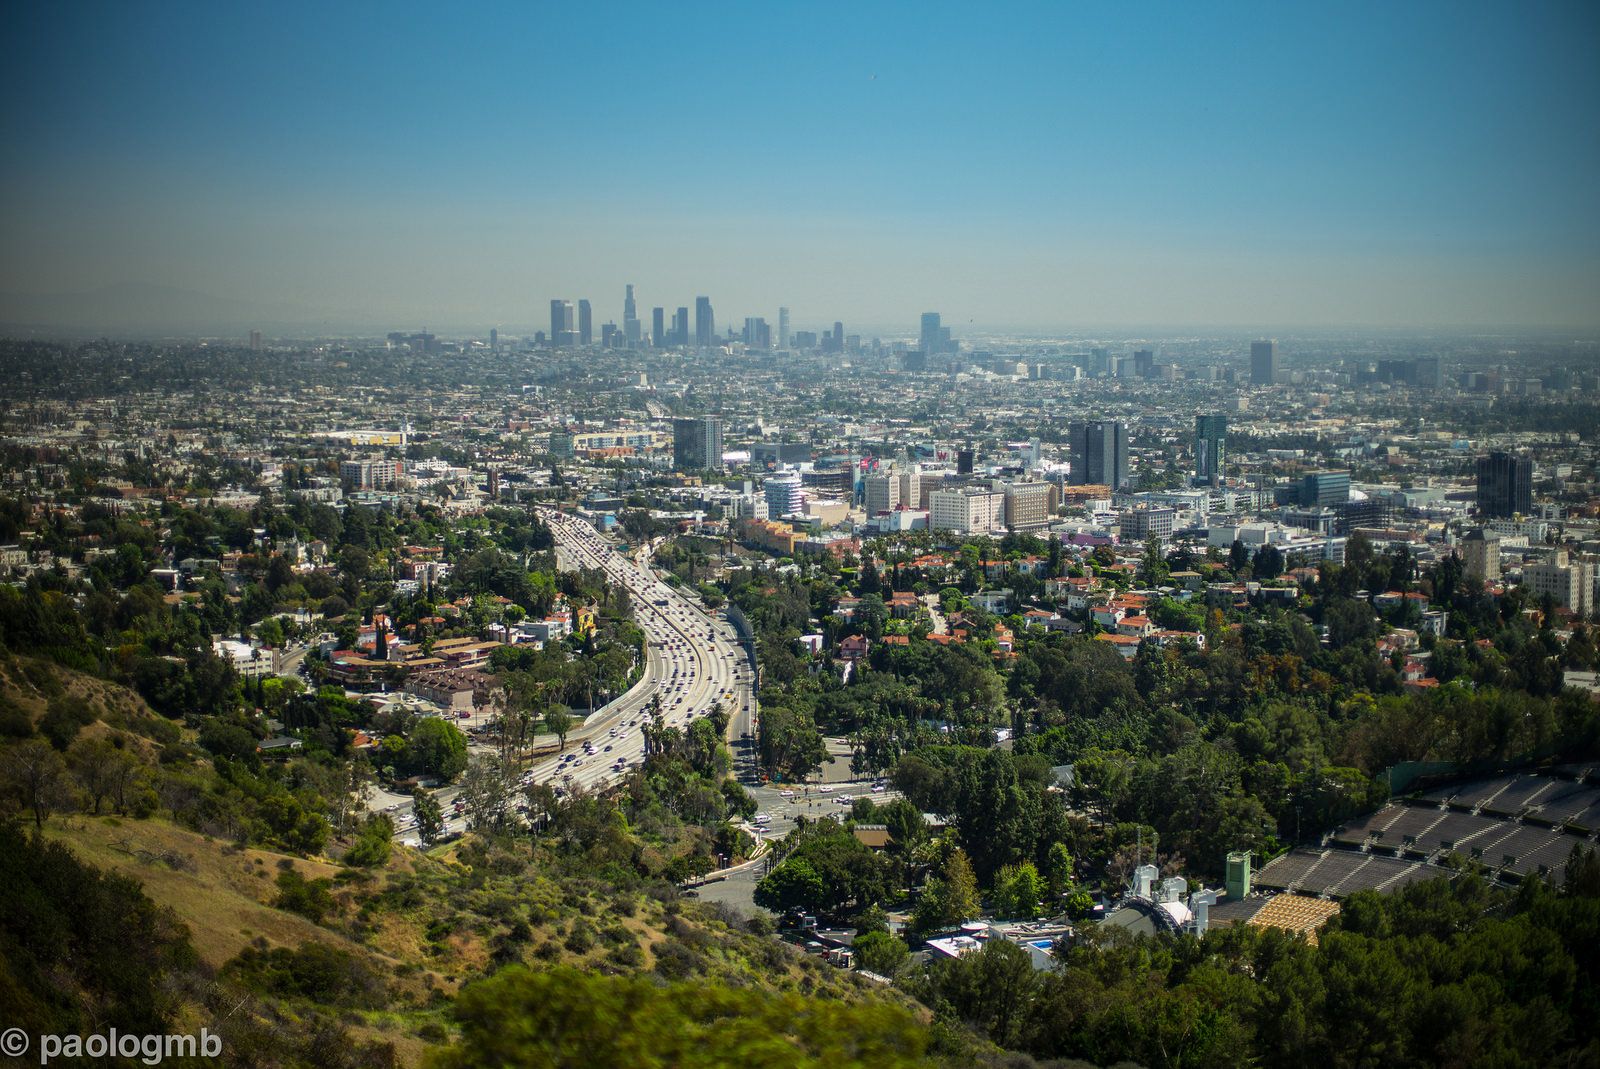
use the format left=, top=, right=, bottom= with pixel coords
left=909, top=867, right=1600, bottom=1069
left=433, top=965, right=927, bottom=1069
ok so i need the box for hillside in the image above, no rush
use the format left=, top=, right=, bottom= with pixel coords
left=28, top=810, right=940, bottom=1067
left=0, top=647, right=941, bottom=1067
left=0, top=651, right=176, bottom=750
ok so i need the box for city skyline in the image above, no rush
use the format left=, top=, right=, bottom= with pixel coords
left=2, top=2, right=1598, bottom=334
left=1, top=3, right=1599, bottom=1062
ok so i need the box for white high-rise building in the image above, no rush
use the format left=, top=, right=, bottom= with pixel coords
left=930, top=487, right=1005, bottom=534
left=729, top=493, right=769, bottom=521
left=1460, top=528, right=1501, bottom=582
left=1001, top=480, right=1054, bottom=530
left=1522, top=550, right=1595, bottom=616
left=898, top=471, right=924, bottom=510
left=864, top=473, right=901, bottom=515
left=764, top=471, right=805, bottom=518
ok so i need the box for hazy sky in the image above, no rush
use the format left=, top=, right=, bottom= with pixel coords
left=3, top=1, right=1598, bottom=333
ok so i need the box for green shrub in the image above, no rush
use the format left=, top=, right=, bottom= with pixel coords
left=274, top=869, right=335, bottom=924
left=223, top=942, right=384, bottom=1007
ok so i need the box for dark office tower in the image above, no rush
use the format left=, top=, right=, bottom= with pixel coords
left=1340, top=496, right=1393, bottom=534
left=695, top=297, right=715, bottom=347
left=920, top=312, right=941, bottom=355
left=1476, top=451, right=1532, bottom=517
left=672, top=416, right=724, bottom=471
left=1412, top=355, right=1442, bottom=389
left=1195, top=414, right=1227, bottom=486
left=489, top=328, right=497, bottom=351
left=672, top=307, right=689, bottom=346
left=956, top=448, right=975, bottom=475
left=743, top=317, right=770, bottom=349
left=601, top=322, right=618, bottom=349
left=1134, top=349, right=1155, bottom=377
left=623, top=285, right=641, bottom=345
left=652, top=307, right=665, bottom=347
left=550, top=300, right=575, bottom=346
left=578, top=300, right=592, bottom=346
left=249, top=330, right=262, bottom=351
left=779, top=307, right=790, bottom=349
left=833, top=321, right=844, bottom=353
left=1299, top=470, right=1350, bottom=508
left=1251, top=339, right=1278, bottom=385
left=1068, top=420, right=1129, bottom=489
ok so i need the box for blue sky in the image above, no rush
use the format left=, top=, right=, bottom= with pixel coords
left=3, top=1, right=1597, bottom=332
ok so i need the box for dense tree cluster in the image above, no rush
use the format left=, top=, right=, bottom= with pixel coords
left=911, top=867, right=1600, bottom=1069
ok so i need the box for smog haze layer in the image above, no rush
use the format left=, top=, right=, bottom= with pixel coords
left=2, top=1, right=1597, bottom=335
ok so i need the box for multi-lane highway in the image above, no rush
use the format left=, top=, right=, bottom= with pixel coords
left=526, top=507, right=759, bottom=794
left=390, top=509, right=759, bottom=846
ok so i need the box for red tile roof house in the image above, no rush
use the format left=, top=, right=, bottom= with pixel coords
left=888, top=591, right=920, bottom=618
left=1022, top=608, right=1061, bottom=629
left=1094, top=633, right=1141, bottom=660
left=1091, top=603, right=1127, bottom=629
left=1116, top=615, right=1156, bottom=638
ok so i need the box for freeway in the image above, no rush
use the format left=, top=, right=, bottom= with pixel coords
left=391, top=509, right=759, bottom=845
left=525, top=508, right=759, bottom=792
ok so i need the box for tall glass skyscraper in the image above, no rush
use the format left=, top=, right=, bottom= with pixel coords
left=1069, top=420, right=1128, bottom=489
left=549, top=299, right=574, bottom=346
left=694, top=297, right=715, bottom=347
left=1251, top=339, right=1278, bottom=385
left=1195, top=414, right=1226, bottom=485
left=623, top=284, right=640, bottom=345
left=673, top=416, right=723, bottom=471
left=1476, top=451, right=1532, bottom=517
left=1299, top=470, right=1350, bottom=508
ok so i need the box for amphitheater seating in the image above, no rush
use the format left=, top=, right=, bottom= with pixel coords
left=1481, top=776, right=1561, bottom=816
left=1377, top=807, right=1450, bottom=851
left=1535, top=783, right=1600, bottom=825
left=1507, top=833, right=1595, bottom=878
left=1435, top=776, right=1520, bottom=809
left=1333, top=805, right=1405, bottom=845
left=1254, top=850, right=1325, bottom=890
left=1259, top=773, right=1600, bottom=899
